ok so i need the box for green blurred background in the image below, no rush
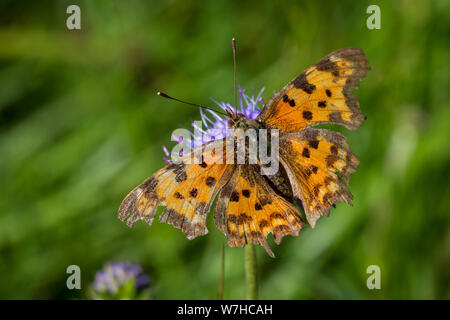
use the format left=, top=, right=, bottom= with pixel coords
left=0, top=0, right=448, bottom=299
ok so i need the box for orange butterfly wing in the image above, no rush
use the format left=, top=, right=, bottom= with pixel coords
left=279, top=129, right=360, bottom=227
left=258, top=47, right=370, bottom=132
left=119, top=47, right=369, bottom=256
left=214, top=164, right=305, bottom=257
left=119, top=140, right=305, bottom=257
left=118, top=139, right=234, bottom=239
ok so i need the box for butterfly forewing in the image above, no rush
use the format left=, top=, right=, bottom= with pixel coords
left=258, top=47, right=370, bottom=132
left=118, top=139, right=234, bottom=239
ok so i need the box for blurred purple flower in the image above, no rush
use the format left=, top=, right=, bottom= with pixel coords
left=163, top=86, right=265, bottom=163
left=92, top=261, right=150, bottom=295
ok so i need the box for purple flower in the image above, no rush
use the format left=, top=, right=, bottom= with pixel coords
left=92, top=261, right=150, bottom=296
left=163, top=86, right=265, bottom=163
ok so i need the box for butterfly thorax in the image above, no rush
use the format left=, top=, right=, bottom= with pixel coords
left=226, top=113, right=267, bottom=161
left=227, top=113, right=262, bottom=131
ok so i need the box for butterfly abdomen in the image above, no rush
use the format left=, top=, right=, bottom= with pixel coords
left=262, top=164, right=294, bottom=202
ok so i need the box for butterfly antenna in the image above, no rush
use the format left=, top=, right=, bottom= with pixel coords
left=157, top=91, right=228, bottom=116
left=232, top=37, right=237, bottom=109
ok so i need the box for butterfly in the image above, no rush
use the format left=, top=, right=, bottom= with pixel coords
left=118, top=47, right=370, bottom=257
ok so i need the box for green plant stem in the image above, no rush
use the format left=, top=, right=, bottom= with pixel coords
left=245, top=244, right=258, bottom=299
left=217, top=243, right=225, bottom=300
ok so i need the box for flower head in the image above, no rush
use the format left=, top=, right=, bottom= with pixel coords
left=162, top=86, right=265, bottom=162
left=91, top=261, right=150, bottom=299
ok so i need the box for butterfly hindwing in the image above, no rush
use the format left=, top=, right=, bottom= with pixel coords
left=118, top=139, right=234, bottom=239
left=279, top=128, right=360, bottom=227
left=258, top=47, right=370, bottom=132
left=214, top=164, right=304, bottom=257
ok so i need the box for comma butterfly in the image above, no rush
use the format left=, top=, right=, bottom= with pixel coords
left=118, top=47, right=370, bottom=257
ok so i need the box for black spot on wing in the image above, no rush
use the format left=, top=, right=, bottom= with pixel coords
left=302, top=111, right=313, bottom=120
left=189, top=188, right=198, bottom=198
left=308, top=140, right=319, bottom=149
left=174, top=192, right=184, bottom=199
left=330, top=145, right=338, bottom=155
left=206, top=176, right=216, bottom=187
left=302, top=148, right=310, bottom=158
left=292, top=74, right=316, bottom=94
left=230, top=191, right=239, bottom=202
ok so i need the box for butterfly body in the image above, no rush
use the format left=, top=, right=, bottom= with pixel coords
left=263, top=163, right=294, bottom=202
left=228, top=112, right=262, bottom=131
left=119, top=47, right=370, bottom=257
